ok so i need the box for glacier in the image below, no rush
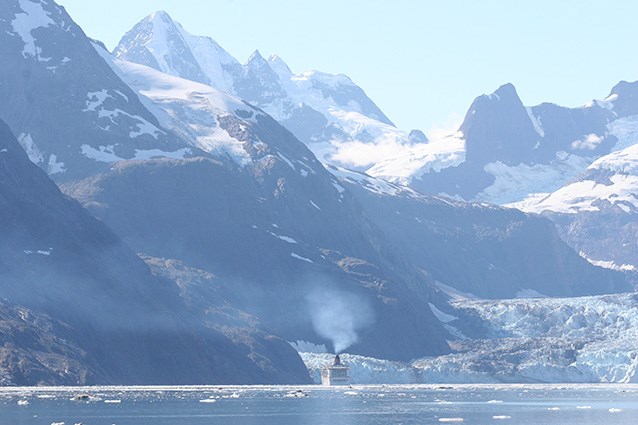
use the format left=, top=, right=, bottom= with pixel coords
left=300, top=293, right=638, bottom=384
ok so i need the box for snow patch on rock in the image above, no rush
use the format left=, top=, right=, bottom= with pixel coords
left=11, top=0, right=55, bottom=59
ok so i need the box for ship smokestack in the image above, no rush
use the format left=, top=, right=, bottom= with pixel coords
left=321, top=353, right=350, bottom=386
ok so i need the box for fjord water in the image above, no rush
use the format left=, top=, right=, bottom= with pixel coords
left=1, top=385, right=636, bottom=425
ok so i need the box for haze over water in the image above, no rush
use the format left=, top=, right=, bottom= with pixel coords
left=2, top=384, right=637, bottom=425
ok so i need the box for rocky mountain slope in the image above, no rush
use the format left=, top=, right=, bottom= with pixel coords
left=509, top=140, right=638, bottom=269
left=0, top=117, right=309, bottom=385
left=0, top=0, right=194, bottom=181
left=61, top=51, right=451, bottom=361
left=1, top=0, right=635, bottom=385
left=327, top=166, right=629, bottom=299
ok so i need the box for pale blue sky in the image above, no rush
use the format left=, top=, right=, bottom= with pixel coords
left=57, top=0, right=638, bottom=134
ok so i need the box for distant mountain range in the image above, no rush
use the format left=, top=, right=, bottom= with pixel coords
left=111, top=10, right=638, bottom=271
left=114, top=11, right=426, bottom=171
left=0, top=0, right=634, bottom=385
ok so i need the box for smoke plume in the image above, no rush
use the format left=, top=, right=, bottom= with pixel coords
left=306, top=286, right=374, bottom=353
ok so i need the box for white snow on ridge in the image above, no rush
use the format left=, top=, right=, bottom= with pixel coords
left=81, top=144, right=191, bottom=163
left=133, top=148, right=191, bottom=160
left=608, top=115, right=638, bottom=151
left=83, top=90, right=112, bottom=112
left=47, top=154, right=65, bottom=174
left=525, top=107, right=545, bottom=137
left=509, top=179, right=629, bottom=214
left=176, top=22, right=238, bottom=92
left=80, top=144, right=121, bottom=162
left=366, top=133, right=466, bottom=185
left=308, top=110, right=410, bottom=169
left=478, top=152, right=592, bottom=205
left=94, top=42, right=257, bottom=167
left=579, top=252, right=636, bottom=272
left=17, top=133, right=44, bottom=164
left=327, top=165, right=421, bottom=198
left=590, top=142, right=638, bottom=174
left=290, top=252, right=313, bottom=263
left=11, top=0, right=55, bottom=59
left=269, top=232, right=297, bottom=244
left=510, top=144, right=638, bottom=215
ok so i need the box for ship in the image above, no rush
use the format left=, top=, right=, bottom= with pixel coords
left=321, top=354, right=350, bottom=385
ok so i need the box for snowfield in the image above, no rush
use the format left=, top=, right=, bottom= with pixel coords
left=509, top=143, right=638, bottom=215
left=300, top=293, right=638, bottom=384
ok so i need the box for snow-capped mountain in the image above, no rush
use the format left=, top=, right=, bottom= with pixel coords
left=370, top=82, right=638, bottom=205
left=2, top=0, right=635, bottom=386
left=57, top=45, right=452, bottom=363
left=0, top=0, right=192, bottom=181
left=509, top=141, right=638, bottom=269
left=114, top=11, right=427, bottom=170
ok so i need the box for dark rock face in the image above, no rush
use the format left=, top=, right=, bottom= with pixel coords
left=234, top=50, right=288, bottom=105
left=0, top=118, right=311, bottom=385
left=62, top=142, right=451, bottom=361
left=408, top=130, right=428, bottom=144
left=461, top=83, right=540, bottom=166
left=330, top=168, right=630, bottom=299
left=609, top=80, right=638, bottom=118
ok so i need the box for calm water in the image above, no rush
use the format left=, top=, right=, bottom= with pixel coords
left=0, top=384, right=636, bottom=425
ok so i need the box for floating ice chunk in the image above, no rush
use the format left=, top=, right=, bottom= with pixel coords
left=492, top=415, right=511, bottom=420
left=547, top=407, right=560, bottom=411
left=199, top=399, right=217, bottom=403
left=343, top=391, right=359, bottom=396
left=104, top=399, right=121, bottom=403
left=576, top=406, right=592, bottom=409
left=284, top=390, right=308, bottom=398
left=487, top=400, right=503, bottom=404
left=17, top=399, right=29, bottom=405
left=310, top=200, right=321, bottom=210
left=439, top=419, right=464, bottom=423
left=609, top=408, right=623, bottom=413
left=24, top=249, right=51, bottom=256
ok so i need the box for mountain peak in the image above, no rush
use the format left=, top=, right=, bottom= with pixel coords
left=246, top=49, right=267, bottom=66
left=148, top=10, right=175, bottom=24
left=488, top=82, right=519, bottom=102
left=268, top=54, right=293, bottom=78
left=460, top=82, right=539, bottom=165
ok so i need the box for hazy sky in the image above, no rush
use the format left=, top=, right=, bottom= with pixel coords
left=57, top=0, right=638, bottom=135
